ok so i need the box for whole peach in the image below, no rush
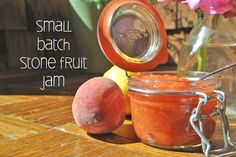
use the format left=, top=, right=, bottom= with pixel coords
left=72, top=77, right=126, bottom=134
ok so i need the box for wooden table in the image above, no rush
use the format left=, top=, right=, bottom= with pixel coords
left=0, top=95, right=235, bottom=157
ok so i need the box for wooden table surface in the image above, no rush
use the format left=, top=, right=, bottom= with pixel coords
left=0, top=95, right=235, bottom=157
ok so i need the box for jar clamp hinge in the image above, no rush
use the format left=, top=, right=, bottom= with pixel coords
left=190, top=90, right=236, bottom=157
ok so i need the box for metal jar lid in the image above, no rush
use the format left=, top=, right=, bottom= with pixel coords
left=97, top=0, right=168, bottom=72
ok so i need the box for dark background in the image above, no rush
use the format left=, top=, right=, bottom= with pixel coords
left=0, top=0, right=197, bottom=95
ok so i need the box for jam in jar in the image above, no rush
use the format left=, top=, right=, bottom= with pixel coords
left=128, top=71, right=221, bottom=150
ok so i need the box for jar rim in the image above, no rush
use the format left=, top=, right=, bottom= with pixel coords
left=128, top=71, right=221, bottom=94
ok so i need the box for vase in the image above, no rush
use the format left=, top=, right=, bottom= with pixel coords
left=68, top=0, right=112, bottom=73
left=178, top=13, right=236, bottom=119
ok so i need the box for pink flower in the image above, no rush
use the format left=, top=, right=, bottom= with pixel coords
left=157, top=0, right=185, bottom=3
left=186, top=0, right=201, bottom=9
left=186, top=0, right=233, bottom=14
left=158, top=0, right=235, bottom=15
left=224, top=0, right=236, bottom=17
left=157, top=0, right=236, bottom=16
left=157, top=0, right=172, bottom=3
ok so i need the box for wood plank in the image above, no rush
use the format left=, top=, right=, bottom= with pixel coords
left=0, top=114, right=48, bottom=144
left=58, top=120, right=236, bottom=156
left=0, top=95, right=235, bottom=156
left=57, top=122, right=202, bottom=157
left=0, top=95, right=39, bottom=106
left=0, top=96, right=74, bottom=126
left=0, top=0, right=27, bottom=30
left=167, top=31, right=187, bottom=64
left=154, top=1, right=197, bottom=29
left=0, top=96, right=57, bottom=113
left=153, top=2, right=197, bottom=65
left=0, top=134, right=10, bottom=144
left=154, top=2, right=177, bottom=29
left=56, top=121, right=138, bottom=144
left=177, top=3, right=197, bottom=28
left=0, top=129, right=157, bottom=157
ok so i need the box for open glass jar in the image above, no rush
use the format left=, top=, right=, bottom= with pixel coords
left=128, top=71, right=220, bottom=149
left=128, top=71, right=236, bottom=156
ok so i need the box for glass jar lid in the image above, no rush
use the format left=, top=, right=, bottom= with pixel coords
left=97, top=0, right=168, bottom=72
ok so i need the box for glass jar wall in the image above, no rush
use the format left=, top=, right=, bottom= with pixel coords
left=128, top=71, right=221, bottom=150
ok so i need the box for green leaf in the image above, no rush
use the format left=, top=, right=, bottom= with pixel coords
left=81, top=0, right=109, bottom=10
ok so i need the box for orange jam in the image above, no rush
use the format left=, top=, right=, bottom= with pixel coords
left=128, top=71, right=221, bottom=149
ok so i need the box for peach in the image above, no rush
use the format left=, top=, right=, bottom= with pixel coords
left=72, top=77, right=126, bottom=134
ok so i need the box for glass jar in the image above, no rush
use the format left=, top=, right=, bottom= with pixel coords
left=178, top=13, right=236, bottom=119
left=128, top=71, right=221, bottom=150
